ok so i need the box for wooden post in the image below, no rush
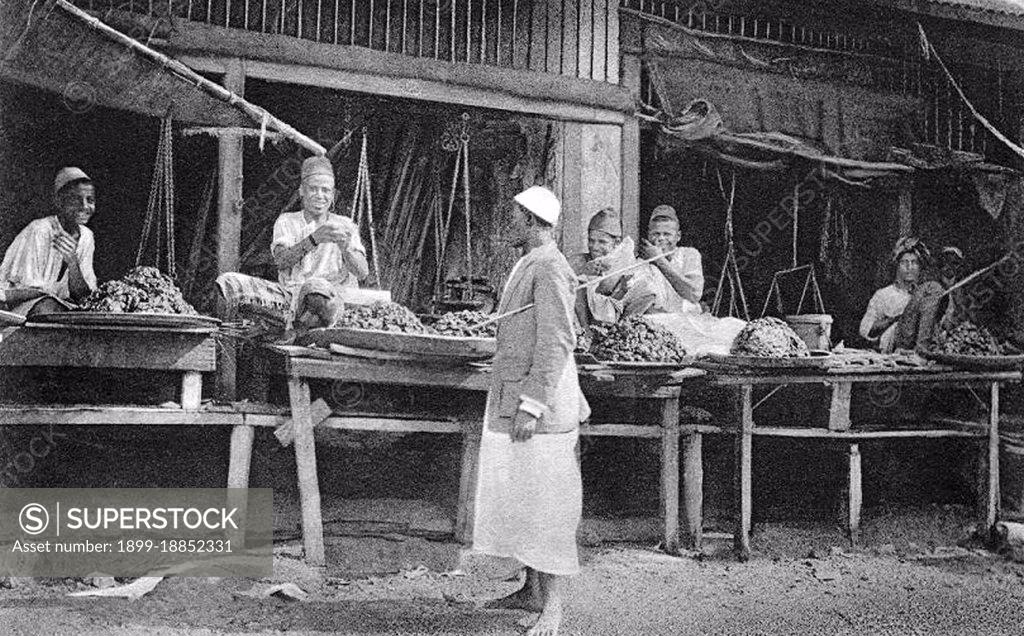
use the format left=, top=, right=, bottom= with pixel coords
left=682, top=431, right=703, bottom=550
left=560, top=122, right=584, bottom=253
left=988, top=382, right=1000, bottom=530
left=619, top=46, right=642, bottom=243
left=216, top=58, right=246, bottom=402
left=227, top=424, right=255, bottom=489
left=179, top=371, right=203, bottom=411
left=848, top=443, right=862, bottom=547
left=898, top=181, right=913, bottom=238
left=828, top=383, right=852, bottom=431
left=287, top=376, right=325, bottom=566
left=455, top=420, right=482, bottom=545
left=735, top=385, right=754, bottom=561
left=660, top=397, right=681, bottom=555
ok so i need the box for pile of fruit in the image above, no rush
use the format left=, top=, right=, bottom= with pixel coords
left=431, top=310, right=497, bottom=338
left=82, top=266, right=196, bottom=314
left=574, top=325, right=593, bottom=353
left=334, top=301, right=434, bottom=334
left=590, top=315, right=689, bottom=363
left=935, top=322, right=1010, bottom=356
left=730, top=317, right=809, bottom=358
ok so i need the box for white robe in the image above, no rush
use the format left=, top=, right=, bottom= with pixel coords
left=472, top=254, right=583, bottom=576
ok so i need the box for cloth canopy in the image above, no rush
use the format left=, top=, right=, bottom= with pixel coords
left=644, top=98, right=914, bottom=183
left=0, top=0, right=324, bottom=153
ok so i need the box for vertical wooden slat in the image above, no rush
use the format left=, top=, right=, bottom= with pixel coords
left=513, top=0, right=529, bottom=70
left=606, top=0, right=618, bottom=83
left=562, top=0, right=577, bottom=79
left=591, top=0, right=607, bottom=83
left=546, top=0, right=563, bottom=75
left=529, top=0, right=546, bottom=73
left=578, top=0, right=592, bottom=81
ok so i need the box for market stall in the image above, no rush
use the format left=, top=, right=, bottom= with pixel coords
left=246, top=342, right=705, bottom=567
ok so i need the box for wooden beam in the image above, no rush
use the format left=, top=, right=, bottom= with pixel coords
left=180, top=57, right=628, bottom=126
left=752, top=427, right=983, bottom=439
left=848, top=443, right=862, bottom=546
left=287, top=377, right=325, bottom=566
left=0, top=406, right=240, bottom=426
left=660, top=397, right=681, bottom=555
left=158, top=19, right=633, bottom=121
left=217, top=58, right=246, bottom=275
left=683, top=432, right=703, bottom=550
left=0, top=328, right=215, bottom=372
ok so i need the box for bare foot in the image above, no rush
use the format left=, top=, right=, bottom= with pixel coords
left=526, top=601, right=562, bottom=636
left=482, top=585, right=544, bottom=612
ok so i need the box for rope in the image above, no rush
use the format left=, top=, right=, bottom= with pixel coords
left=351, top=130, right=381, bottom=286
left=792, top=182, right=799, bottom=270
left=711, top=167, right=749, bottom=320
left=136, top=114, right=177, bottom=277
left=461, top=131, right=473, bottom=300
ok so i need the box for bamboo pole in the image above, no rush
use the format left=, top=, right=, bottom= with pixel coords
left=56, top=0, right=326, bottom=156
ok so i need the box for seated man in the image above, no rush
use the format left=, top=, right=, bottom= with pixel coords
left=638, top=205, right=704, bottom=315
left=893, top=246, right=969, bottom=351
left=216, top=156, right=369, bottom=337
left=0, top=167, right=98, bottom=316
left=567, top=208, right=653, bottom=326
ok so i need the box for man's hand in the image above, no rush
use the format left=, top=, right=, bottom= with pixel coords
left=510, top=410, right=538, bottom=442
left=310, top=222, right=351, bottom=246
left=582, top=259, right=609, bottom=277
left=51, top=233, right=79, bottom=264
left=639, top=239, right=663, bottom=261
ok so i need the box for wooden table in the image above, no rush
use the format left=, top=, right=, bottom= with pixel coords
left=700, top=362, right=1022, bottom=560
left=0, top=323, right=217, bottom=410
left=252, top=346, right=704, bottom=566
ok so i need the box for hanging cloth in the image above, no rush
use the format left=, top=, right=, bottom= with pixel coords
left=350, top=129, right=382, bottom=287
left=136, top=112, right=177, bottom=278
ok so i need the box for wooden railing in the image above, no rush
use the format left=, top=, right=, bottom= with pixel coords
left=74, top=0, right=620, bottom=83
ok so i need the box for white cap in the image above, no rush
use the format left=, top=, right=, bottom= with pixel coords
left=513, top=185, right=560, bottom=225
left=54, top=167, right=90, bottom=195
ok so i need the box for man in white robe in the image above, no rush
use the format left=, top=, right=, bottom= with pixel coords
left=474, top=185, right=590, bottom=636
left=0, top=167, right=98, bottom=315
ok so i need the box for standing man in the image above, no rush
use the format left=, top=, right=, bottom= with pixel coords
left=639, top=205, right=704, bottom=314
left=216, top=155, right=369, bottom=335
left=474, top=185, right=590, bottom=636
left=0, top=167, right=98, bottom=316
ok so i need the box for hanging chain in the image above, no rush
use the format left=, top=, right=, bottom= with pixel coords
left=136, top=114, right=176, bottom=277
left=351, top=129, right=381, bottom=286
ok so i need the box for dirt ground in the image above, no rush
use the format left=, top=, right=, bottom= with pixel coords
left=5, top=426, right=1024, bottom=634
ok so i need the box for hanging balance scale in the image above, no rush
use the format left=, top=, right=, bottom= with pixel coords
left=432, top=114, right=494, bottom=313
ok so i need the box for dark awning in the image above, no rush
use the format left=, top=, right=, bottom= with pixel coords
left=0, top=1, right=324, bottom=153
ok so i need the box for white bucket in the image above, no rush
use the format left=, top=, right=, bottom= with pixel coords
left=785, top=314, right=833, bottom=351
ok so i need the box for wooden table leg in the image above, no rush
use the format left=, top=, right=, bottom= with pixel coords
left=988, top=382, right=1000, bottom=531
left=180, top=371, right=203, bottom=411
left=288, top=376, right=325, bottom=566
left=848, top=443, right=862, bottom=547
left=682, top=431, right=703, bottom=550
left=227, top=424, right=255, bottom=489
left=455, top=420, right=482, bottom=546
left=660, top=398, right=681, bottom=555
left=828, top=383, right=853, bottom=431
left=735, top=385, right=753, bottom=561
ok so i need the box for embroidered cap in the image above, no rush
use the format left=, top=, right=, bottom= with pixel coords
left=301, top=156, right=335, bottom=181
left=588, top=207, right=622, bottom=238
left=53, top=167, right=91, bottom=195
left=650, top=204, right=679, bottom=225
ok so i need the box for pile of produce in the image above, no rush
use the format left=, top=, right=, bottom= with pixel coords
left=590, top=315, right=689, bottom=363
left=334, top=301, right=433, bottom=334
left=730, top=317, right=809, bottom=358
left=431, top=310, right=497, bottom=338
left=82, top=266, right=196, bottom=314
left=574, top=325, right=593, bottom=353
left=935, top=322, right=1011, bottom=356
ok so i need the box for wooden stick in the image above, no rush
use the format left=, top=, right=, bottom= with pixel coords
left=56, top=1, right=326, bottom=156
left=940, top=254, right=1013, bottom=298
left=470, top=248, right=680, bottom=330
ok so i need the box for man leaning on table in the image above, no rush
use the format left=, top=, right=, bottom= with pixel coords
left=0, top=167, right=98, bottom=316
left=473, top=185, right=590, bottom=636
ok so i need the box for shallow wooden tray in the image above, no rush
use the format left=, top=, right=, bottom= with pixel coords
left=918, top=348, right=1024, bottom=370
left=302, top=327, right=496, bottom=360
left=29, top=311, right=220, bottom=330
left=703, top=350, right=833, bottom=369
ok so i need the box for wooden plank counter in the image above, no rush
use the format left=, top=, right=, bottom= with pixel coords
left=0, top=324, right=217, bottom=410
left=252, top=346, right=705, bottom=566
left=699, top=360, right=1022, bottom=561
